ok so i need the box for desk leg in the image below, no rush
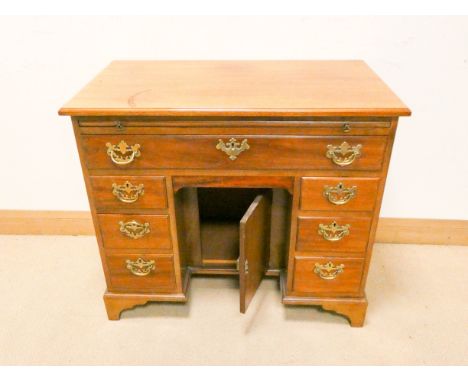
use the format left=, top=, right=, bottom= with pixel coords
left=280, top=273, right=368, bottom=327
left=103, top=293, right=151, bottom=320
left=103, top=290, right=188, bottom=320
left=320, top=298, right=368, bottom=327
left=282, top=294, right=368, bottom=327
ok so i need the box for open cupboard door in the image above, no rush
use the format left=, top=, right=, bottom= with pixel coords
left=238, top=194, right=272, bottom=313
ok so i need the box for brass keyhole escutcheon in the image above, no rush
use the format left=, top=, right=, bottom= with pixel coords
left=314, top=262, right=345, bottom=280
left=119, top=220, right=150, bottom=239
left=106, top=140, right=141, bottom=165
left=326, top=142, right=362, bottom=166
left=216, top=138, right=250, bottom=160
left=318, top=221, right=350, bottom=242
left=112, top=181, right=145, bottom=203
left=126, top=258, right=155, bottom=277
left=323, top=183, right=357, bottom=205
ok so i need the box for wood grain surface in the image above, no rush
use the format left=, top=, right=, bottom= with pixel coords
left=59, top=61, right=411, bottom=117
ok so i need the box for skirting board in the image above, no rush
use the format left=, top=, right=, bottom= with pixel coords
left=0, top=210, right=467, bottom=246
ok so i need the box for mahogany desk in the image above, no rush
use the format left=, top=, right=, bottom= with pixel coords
left=59, top=61, right=410, bottom=326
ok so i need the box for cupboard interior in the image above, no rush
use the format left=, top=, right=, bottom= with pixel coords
left=174, top=187, right=292, bottom=275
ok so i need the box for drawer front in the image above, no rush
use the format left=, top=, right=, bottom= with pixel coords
left=81, top=135, right=387, bottom=171
left=293, top=256, right=364, bottom=296
left=97, top=214, right=172, bottom=250
left=296, top=216, right=372, bottom=253
left=106, top=253, right=176, bottom=293
left=300, top=177, right=380, bottom=212
left=90, top=176, right=167, bottom=211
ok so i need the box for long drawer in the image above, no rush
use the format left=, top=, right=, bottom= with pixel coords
left=292, top=256, right=364, bottom=297
left=296, top=216, right=372, bottom=253
left=106, top=253, right=177, bottom=293
left=81, top=135, right=387, bottom=171
left=97, top=214, right=172, bottom=250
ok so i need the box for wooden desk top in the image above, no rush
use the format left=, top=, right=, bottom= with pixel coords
left=59, top=60, right=410, bottom=117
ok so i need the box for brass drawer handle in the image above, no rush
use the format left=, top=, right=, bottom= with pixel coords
left=112, top=181, right=145, bottom=203
left=126, top=257, right=155, bottom=277
left=318, top=221, right=350, bottom=241
left=323, top=182, right=357, bottom=205
left=216, top=138, right=250, bottom=160
left=119, top=220, right=150, bottom=239
left=314, top=261, right=344, bottom=280
left=326, top=142, right=362, bottom=166
left=106, top=140, right=141, bottom=165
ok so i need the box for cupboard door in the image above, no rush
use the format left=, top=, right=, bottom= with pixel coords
left=239, top=195, right=271, bottom=313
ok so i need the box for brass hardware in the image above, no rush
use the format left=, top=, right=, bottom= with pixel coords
left=236, top=258, right=249, bottom=273
left=342, top=123, right=351, bottom=133
left=116, top=121, right=124, bottom=129
left=112, top=181, right=145, bottom=203
left=323, top=182, right=357, bottom=205
left=326, top=141, right=362, bottom=166
left=318, top=221, right=350, bottom=242
left=216, top=138, right=250, bottom=160
left=314, top=262, right=344, bottom=280
left=119, top=220, right=150, bottom=239
left=106, top=140, right=141, bottom=165
left=126, top=258, right=155, bottom=277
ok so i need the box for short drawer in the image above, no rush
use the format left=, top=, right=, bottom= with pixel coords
left=97, top=214, right=172, bottom=250
left=81, top=135, right=387, bottom=171
left=106, top=253, right=176, bottom=293
left=292, top=256, right=364, bottom=296
left=90, top=176, right=167, bottom=211
left=300, top=177, right=380, bottom=212
left=296, top=216, right=372, bottom=253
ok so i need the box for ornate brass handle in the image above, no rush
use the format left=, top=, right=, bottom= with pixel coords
left=106, top=140, right=141, bottom=165
left=318, top=221, right=350, bottom=242
left=323, top=182, right=357, bottom=205
left=126, top=258, right=155, bottom=276
left=314, top=262, right=344, bottom=280
left=112, top=181, right=145, bottom=203
left=216, top=138, right=250, bottom=160
left=326, top=142, right=362, bottom=166
left=119, top=220, right=150, bottom=239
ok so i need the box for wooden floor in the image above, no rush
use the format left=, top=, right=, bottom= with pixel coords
left=0, top=235, right=467, bottom=365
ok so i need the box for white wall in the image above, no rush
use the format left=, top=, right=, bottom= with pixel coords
left=0, top=16, right=467, bottom=219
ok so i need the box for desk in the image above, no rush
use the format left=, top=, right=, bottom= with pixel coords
left=59, top=61, right=410, bottom=326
